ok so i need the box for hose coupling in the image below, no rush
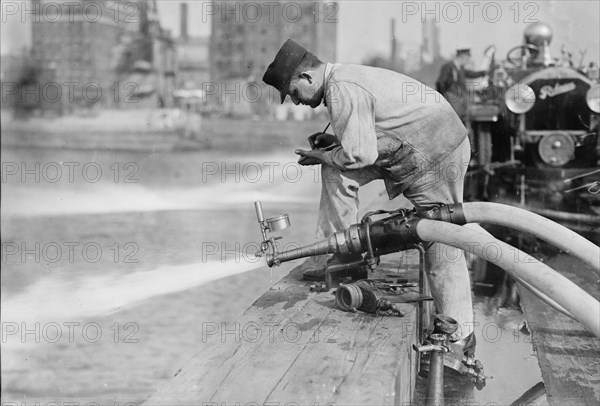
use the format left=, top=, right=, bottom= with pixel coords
left=335, top=280, right=405, bottom=316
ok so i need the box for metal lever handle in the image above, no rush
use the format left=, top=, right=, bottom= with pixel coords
left=254, top=201, right=264, bottom=223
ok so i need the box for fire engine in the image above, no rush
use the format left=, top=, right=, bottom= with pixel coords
left=467, top=22, right=599, bottom=242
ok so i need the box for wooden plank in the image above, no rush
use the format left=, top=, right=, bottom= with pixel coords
left=147, top=272, right=316, bottom=404
left=264, top=293, right=418, bottom=405
left=518, top=254, right=600, bottom=406
left=147, top=253, right=422, bottom=405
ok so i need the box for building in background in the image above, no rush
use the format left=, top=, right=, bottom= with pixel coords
left=389, top=19, right=403, bottom=72
left=30, top=0, right=139, bottom=113
left=421, top=19, right=440, bottom=65
left=174, top=2, right=209, bottom=112
left=137, top=0, right=177, bottom=109
left=209, top=1, right=338, bottom=117
left=364, top=19, right=405, bottom=72
left=210, top=2, right=337, bottom=82
left=176, top=36, right=209, bottom=90
left=0, top=49, right=39, bottom=115
left=27, top=0, right=175, bottom=114
left=362, top=17, right=443, bottom=89
left=411, top=17, right=445, bottom=87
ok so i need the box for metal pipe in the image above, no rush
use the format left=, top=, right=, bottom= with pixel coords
left=416, top=220, right=600, bottom=338
left=460, top=202, right=600, bottom=273
left=526, top=206, right=600, bottom=225
left=416, top=244, right=427, bottom=350
left=464, top=224, right=574, bottom=318
left=254, top=201, right=264, bottom=222
left=426, top=334, right=445, bottom=406
left=413, top=333, right=447, bottom=406
left=512, top=276, right=573, bottom=318
left=510, top=381, right=546, bottom=405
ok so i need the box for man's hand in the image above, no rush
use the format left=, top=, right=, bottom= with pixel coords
left=483, top=45, right=496, bottom=59
left=296, top=149, right=324, bottom=166
left=307, top=132, right=339, bottom=150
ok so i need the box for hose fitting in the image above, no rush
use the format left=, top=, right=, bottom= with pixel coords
left=419, top=203, right=467, bottom=225
left=414, top=333, right=449, bottom=406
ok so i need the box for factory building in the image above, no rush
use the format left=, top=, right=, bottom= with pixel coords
left=209, top=1, right=338, bottom=116
left=29, top=0, right=175, bottom=113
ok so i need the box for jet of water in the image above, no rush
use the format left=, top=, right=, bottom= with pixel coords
left=1, top=259, right=264, bottom=326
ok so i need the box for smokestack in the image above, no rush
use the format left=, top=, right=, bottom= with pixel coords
left=391, top=19, right=397, bottom=68
left=180, top=3, right=188, bottom=39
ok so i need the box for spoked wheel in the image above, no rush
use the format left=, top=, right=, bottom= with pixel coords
left=506, top=44, right=539, bottom=67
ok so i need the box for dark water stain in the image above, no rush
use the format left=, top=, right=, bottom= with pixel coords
left=297, top=318, right=323, bottom=331
left=338, top=340, right=353, bottom=351
left=252, top=286, right=309, bottom=310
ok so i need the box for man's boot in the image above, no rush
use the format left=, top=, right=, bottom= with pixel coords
left=449, top=332, right=477, bottom=358
left=302, top=253, right=363, bottom=281
left=419, top=331, right=478, bottom=374
left=298, top=255, right=331, bottom=281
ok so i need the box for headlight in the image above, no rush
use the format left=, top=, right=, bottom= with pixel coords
left=538, top=133, right=575, bottom=167
left=505, top=84, right=536, bottom=114
left=586, top=83, right=600, bottom=114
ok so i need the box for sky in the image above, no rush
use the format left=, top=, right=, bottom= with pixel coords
left=2, top=1, right=599, bottom=66
left=154, top=0, right=600, bottom=65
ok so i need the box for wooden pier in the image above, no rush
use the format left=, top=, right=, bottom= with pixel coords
left=144, top=193, right=600, bottom=406
left=518, top=254, right=600, bottom=406
left=146, top=253, right=425, bottom=405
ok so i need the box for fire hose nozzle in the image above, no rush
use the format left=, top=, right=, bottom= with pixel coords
left=254, top=201, right=293, bottom=265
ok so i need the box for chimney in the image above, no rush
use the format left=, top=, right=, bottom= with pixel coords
left=390, top=19, right=397, bottom=68
left=180, top=3, right=188, bottom=39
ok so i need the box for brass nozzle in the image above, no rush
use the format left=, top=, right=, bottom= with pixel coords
left=265, top=234, right=340, bottom=267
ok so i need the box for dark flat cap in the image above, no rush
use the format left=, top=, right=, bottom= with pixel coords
left=262, top=39, right=307, bottom=103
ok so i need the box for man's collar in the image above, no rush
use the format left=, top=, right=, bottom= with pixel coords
left=322, top=62, right=334, bottom=106
left=324, top=62, right=334, bottom=82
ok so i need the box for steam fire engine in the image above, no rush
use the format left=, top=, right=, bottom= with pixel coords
left=467, top=22, right=600, bottom=242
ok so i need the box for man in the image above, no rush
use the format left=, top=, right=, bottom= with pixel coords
left=262, top=39, right=475, bottom=352
left=436, top=48, right=488, bottom=123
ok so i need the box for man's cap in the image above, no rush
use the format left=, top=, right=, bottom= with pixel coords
left=456, top=48, right=472, bottom=56
left=262, top=39, right=307, bottom=103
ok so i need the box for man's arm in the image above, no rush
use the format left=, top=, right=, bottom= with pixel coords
left=436, top=63, right=454, bottom=94
left=463, top=68, right=488, bottom=79
left=320, top=81, right=378, bottom=170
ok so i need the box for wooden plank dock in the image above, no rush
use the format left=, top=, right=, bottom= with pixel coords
left=518, top=254, right=600, bottom=406
left=146, top=253, right=425, bottom=405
